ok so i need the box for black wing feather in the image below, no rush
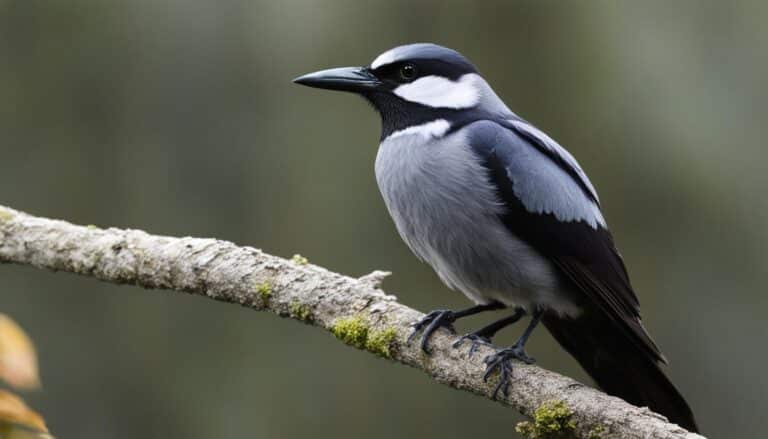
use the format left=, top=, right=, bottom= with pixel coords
left=467, top=119, right=697, bottom=431
left=471, top=121, right=665, bottom=363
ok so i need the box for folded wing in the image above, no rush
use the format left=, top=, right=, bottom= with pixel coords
left=465, top=119, right=663, bottom=363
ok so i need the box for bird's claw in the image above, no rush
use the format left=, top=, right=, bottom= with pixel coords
left=453, top=333, right=492, bottom=358
left=407, top=309, right=456, bottom=353
left=482, top=343, right=536, bottom=399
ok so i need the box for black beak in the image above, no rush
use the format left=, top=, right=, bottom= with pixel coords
left=293, top=66, right=381, bottom=93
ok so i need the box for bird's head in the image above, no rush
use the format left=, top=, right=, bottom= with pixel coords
left=294, top=43, right=511, bottom=140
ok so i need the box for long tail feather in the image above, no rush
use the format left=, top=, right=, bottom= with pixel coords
left=542, top=308, right=699, bottom=433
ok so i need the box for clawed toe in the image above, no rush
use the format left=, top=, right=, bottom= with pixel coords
left=483, top=351, right=515, bottom=399
left=407, top=310, right=456, bottom=353
left=482, top=343, right=536, bottom=399
left=453, top=334, right=492, bottom=358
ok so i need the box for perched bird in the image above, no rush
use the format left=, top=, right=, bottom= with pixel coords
left=294, top=43, right=698, bottom=433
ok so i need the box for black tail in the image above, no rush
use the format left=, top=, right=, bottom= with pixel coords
left=542, top=308, right=699, bottom=433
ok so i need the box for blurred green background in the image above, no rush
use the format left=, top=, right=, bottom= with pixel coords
left=1, top=0, right=766, bottom=437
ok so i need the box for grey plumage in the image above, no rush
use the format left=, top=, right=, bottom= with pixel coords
left=469, top=119, right=606, bottom=228
left=373, top=67, right=603, bottom=313
left=506, top=119, right=601, bottom=205
left=294, top=43, right=698, bottom=433
left=375, top=123, right=581, bottom=316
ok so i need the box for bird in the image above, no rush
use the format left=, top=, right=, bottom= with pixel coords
left=293, top=43, right=698, bottom=433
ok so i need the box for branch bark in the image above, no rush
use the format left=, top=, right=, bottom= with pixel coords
left=0, top=205, right=704, bottom=439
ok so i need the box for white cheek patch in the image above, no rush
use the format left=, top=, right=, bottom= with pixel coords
left=386, top=119, right=451, bottom=140
left=393, top=74, right=480, bottom=109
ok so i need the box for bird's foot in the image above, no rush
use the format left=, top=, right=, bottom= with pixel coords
left=407, top=309, right=457, bottom=353
left=453, top=333, right=492, bottom=358
left=482, top=342, right=536, bottom=399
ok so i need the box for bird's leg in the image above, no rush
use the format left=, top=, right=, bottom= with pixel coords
left=483, top=309, right=543, bottom=399
left=453, top=308, right=525, bottom=357
left=408, top=301, right=504, bottom=353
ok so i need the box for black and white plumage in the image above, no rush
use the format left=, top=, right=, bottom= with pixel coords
left=294, top=43, right=698, bottom=433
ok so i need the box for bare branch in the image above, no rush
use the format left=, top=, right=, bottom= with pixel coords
left=0, top=205, right=704, bottom=439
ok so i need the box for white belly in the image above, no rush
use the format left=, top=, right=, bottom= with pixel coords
left=375, top=131, right=580, bottom=316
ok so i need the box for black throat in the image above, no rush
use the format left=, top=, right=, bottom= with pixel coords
left=362, top=92, right=463, bottom=140
left=362, top=91, right=501, bottom=141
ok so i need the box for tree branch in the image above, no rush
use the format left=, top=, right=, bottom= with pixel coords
left=0, top=205, right=703, bottom=439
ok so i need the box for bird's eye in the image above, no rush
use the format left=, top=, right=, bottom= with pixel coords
left=399, top=63, right=417, bottom=81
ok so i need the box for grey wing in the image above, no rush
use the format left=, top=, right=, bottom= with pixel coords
left=501, top=118, right=601, bottom=204
left=466, top=119, right=665, bottom=363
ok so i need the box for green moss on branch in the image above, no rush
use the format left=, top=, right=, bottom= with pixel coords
left=587, top=424, right=606, bottom=439
left=366, top=327, right=398, bottom=358
left=330, top=316, right=397, bottom=358
left=331, top=316, right=369, bottom=348
left=0, top=208, right=14, bottom=223
left=255, top=281, right=272, bottom=301
left=289, top=301, right=313, bottom=321
left=515, top=400, right=576, bottom=438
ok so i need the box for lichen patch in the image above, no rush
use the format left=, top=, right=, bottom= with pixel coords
left=515, top=400, right=576, bottom=438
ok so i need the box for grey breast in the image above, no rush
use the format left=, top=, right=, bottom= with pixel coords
left=374, top=129, right=568, bottom=313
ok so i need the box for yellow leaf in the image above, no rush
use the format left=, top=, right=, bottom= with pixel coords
left=0, top=314, right=40, bottom=390
left=0, top=390, right=49, bottom=433
left=0, top=423, right=55, bottom=439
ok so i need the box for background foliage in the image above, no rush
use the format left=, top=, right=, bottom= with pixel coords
left=1, top=1, right=766, bottom=437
